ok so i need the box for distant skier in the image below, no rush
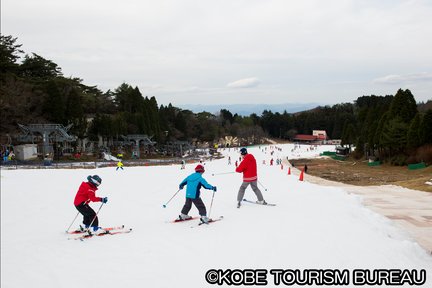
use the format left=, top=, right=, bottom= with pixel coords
left=235, top=148, right=266, bottom=208
left=73, top=175, right=108, bottom=234
left=228, top=156, right=231, bottom=165
left=181, top=159, right=186, bottom=170
left=178, top=164, right=217, bottom=224
left=116, top=160, right=124, bottom=171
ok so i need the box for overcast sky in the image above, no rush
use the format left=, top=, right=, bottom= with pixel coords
left=2, top=0, right=432, bottom=106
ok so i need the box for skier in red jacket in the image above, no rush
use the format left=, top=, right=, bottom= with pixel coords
left=235, top=148, right=266, bottom=208
left=74, top=175, right=108, bottom=234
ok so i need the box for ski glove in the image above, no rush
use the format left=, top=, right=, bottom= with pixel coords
left=101, top=197, right=108, bottom=203
left=212, top=186, right=217, bottom=192
left=179, top=184, right=185, bottom=190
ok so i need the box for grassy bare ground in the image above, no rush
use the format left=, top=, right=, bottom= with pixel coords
left=290, top=157, right=432, bottom=193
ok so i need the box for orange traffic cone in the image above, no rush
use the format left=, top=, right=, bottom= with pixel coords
left=288, top=167, right=291, bottom=175
left=299, top=168, right=304, bottom=181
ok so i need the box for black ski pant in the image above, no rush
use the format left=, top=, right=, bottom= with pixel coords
left=75, top=202, right=99, bottom=228
left=181, top=197, right=207, bottom=216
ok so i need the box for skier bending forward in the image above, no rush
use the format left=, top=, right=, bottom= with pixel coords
left=74, top=175, right=108, bottom=234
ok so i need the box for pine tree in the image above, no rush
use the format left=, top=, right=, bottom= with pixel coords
left=374, top=112, right=389, bottom=154
left=148, top=96, right=161, bottom=139
left=43, top=80, right=66, bottom=123
left=341, top=120, right=356, bottom=148
left=20, top=53, right=62, bottom=79
left=380, top=117, right=408, bottom=153
left=389, top=89, right=417, bottom=123
left=420, top=110, right=432, bottom=145
left=174, top=111, right=187, bottom=139
left=407, top=113, right=422, bottom=149
left=66, top=88, right=86, bottom=137
left=0, top=35, right=23, bottom=74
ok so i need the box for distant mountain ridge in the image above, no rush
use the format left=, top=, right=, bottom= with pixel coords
left=178, top=103, right=322, bottom=116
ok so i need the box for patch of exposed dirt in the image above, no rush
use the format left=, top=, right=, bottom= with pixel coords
left=290, top=158, right=432, bottom=193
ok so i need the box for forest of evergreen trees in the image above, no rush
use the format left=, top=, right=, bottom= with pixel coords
left=1, top=35, right=431, bottom=165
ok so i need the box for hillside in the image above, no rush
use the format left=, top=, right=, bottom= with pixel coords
left=290, top=158, right=432, bottom=193
left=1, top=144, right=432, bottom=287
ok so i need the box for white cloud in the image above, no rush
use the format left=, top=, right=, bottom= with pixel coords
left=227, top=77, right=260, bottom=89
left=2, top=0, right=432, bottom=103
left=373, top=73, right=432, bottom=84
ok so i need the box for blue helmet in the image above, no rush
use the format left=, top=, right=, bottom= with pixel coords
left=240, top=147, right=248, bottom=155
left=87, top=175, right=102, bottom=187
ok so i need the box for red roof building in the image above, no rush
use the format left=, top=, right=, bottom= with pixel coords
left=293, top=134, right=318, bottom=141
left=293, top=130, right=328, bottom=143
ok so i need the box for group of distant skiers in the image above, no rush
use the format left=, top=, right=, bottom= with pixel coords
left=73, top=147, right=267, bottom=234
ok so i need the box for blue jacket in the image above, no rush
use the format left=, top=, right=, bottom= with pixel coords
left=179, top=172, right=214, bottom=199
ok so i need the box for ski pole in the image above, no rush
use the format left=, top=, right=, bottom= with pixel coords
left=65, top=211, right=81, bottom=233
left=162, top=189, right=181, bottom=208
left=258, top=180, right=268, bottom=191
left=84, top=202, right=105, bottom=233
left=208, top=191, right=216, bottom=218
left=211, top=172, right=235, bottom=176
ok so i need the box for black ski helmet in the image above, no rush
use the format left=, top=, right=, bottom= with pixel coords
left=87, top=175, right=102, bottom=187
left=240, top=147, right=248, bottom=155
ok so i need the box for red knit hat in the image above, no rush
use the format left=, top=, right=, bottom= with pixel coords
left=195, top=164, right=205, bottom=173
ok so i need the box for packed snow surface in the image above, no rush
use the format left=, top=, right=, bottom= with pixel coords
left=1, top=144, right=431, bottom=287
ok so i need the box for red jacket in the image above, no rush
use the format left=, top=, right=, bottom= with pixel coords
left=235, top=154, right=258, bottom=182
left=74, top=181, right=102, bottom=206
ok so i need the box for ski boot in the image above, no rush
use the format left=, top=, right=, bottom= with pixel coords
left=91, top=226, right=108, bottom=235
left=200, top=216, right=210, bottom=224
left=178, top=214, right=192, bottom=221
left=78, top=224, right=89, bottom=232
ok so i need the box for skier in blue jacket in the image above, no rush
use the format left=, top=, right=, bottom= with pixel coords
left=178, top=164, right=217, bottom=223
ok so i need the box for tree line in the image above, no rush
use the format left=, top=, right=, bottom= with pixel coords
left=1, top=35, right=431, bottom=165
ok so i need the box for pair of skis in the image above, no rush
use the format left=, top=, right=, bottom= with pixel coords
left=198, top=216, right=224, bottom=226
left=67, top=225, right=126, bottom=234
left=172, top=198, right=276, bottom=224
left=238, top=199, right=276, bottom=208
left=67, top=225, right=132, bottom=241
left=172, top=216, right=224, bottom=227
